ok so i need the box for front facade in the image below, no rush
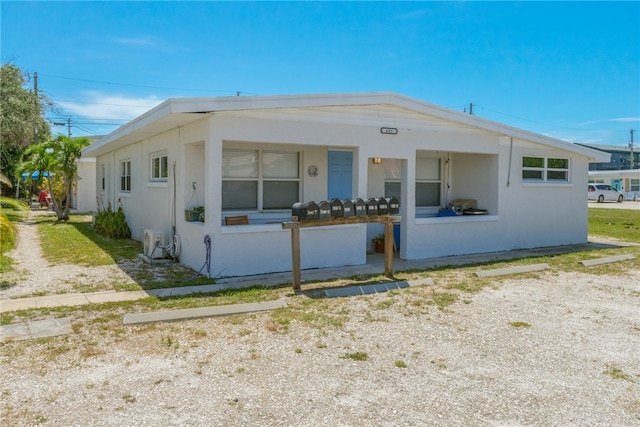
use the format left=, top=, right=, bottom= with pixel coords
left=83, top=93, right=608, bottom=278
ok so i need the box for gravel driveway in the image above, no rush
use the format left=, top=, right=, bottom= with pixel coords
left=1, top=211, right=639, bottom=426
left=2, top=268, right=639, bottom=426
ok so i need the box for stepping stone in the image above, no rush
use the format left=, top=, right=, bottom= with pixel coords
left=324, top=278, right=433, bottom=298
left=474, top=263, right=550, bottom=278
left=123, top=299, right=287, bottom=325
left=579, top=254, right=635, bottom=267
left=1, top=317, right=72, bottom=342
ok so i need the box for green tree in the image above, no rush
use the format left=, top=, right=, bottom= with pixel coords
left=20, top=135, right=91, bottom=221
left=0, top=62, right=51, bottom=196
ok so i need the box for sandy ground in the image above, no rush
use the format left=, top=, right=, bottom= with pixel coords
left=1, top=210, right=639, bottom=426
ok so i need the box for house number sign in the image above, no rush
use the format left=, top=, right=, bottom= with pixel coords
left=380, top=127, right=398, bottom=135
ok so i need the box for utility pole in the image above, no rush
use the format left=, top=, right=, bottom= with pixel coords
left=463, top=103, right=474, bottom=115
left=631, top=129, right=635, bottom=170
left=53, top=118, right=72, bottom=138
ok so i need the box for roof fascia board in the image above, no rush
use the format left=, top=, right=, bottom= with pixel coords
left=83, top=92, right=610, bottom=162
left=386, top=94, right=611, bottom=162
left=84, top=99, right=176, bottom=155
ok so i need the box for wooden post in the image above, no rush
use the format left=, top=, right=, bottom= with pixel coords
left=384, top=218, right=394, bottom=277
left=283, top=215, right=400, bottom=290
left=291, top=225, right=301, bottom=290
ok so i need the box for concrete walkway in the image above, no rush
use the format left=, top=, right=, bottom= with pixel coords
left=1, top=238, right=634, bottom=314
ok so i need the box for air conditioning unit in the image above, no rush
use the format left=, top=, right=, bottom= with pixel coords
left=144, top=229, right=165, bottom=259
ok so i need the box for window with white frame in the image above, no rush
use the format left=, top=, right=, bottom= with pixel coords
left=150, top=153, right=168, bottom=181
left=415, top=157, right=442, bottom=207
left=120, top=160, right=131, bottom=192
left=222, top=149, right=300, bottom=211
left=522, top=156, right=569, bottom=182
left=631, top=179, right=640, bottom=192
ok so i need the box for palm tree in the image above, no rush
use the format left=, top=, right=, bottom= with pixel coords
left=20, top=135, right=91, bottom=221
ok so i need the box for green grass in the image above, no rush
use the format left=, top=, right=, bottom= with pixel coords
left=28, top=214, right=215, bottom=291
left=588, top=208, right=640, bottom=242
left=0, top=200, right=29, bottom=273
left=509, top=321, right=532, bottom=328
left=36, top=214, right=140, bottom=266
left=431, top=292, right=458, bottom=310
left=2, top=208, right=640, bottom=320
left=603, top=364, right=635, bottom=382
left=340, top=351, right=368, bottom=361
left=394, top=360, right=407, bottom=368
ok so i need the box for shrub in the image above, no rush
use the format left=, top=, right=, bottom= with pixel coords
left=0, top=198, right=27, bottom=254
left=94, top=205, right=131, bottom=238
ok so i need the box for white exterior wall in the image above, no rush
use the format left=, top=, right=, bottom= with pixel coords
left=87, top=96, right=598, bottom=278
left=501, top=140, right=589, bottom=249
left=74, top=158, right=96, bottom=213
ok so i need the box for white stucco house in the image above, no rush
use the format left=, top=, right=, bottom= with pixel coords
left=82, top=92, right=609, bottom=278
left=588, top=169, right=640, bottom=200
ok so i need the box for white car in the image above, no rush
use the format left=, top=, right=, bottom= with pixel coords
left=588, top=184, right=624, bottom=203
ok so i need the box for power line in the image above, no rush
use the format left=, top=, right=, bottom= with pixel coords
left=472, top=104, right=586, bottom=131
left=50, top=97, right=160, bottom=109
left=46, top=115, right=126, bottom=122
left=39, top=73, right=246, bottom=95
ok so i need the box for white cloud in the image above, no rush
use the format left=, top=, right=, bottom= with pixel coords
left=578, top=117, right=640, bottom=126
left=609, top=117, right=640, bottom=123
left=58, top=92, right=163, bottom=121
left=541, top=129, right=615, bottom=145
left=114, top=35, right=156, bottom=47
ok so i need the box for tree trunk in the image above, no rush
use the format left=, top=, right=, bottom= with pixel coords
left=46, top=180, right=68, bottom=221
left=62, top=179, right=73, bottom=220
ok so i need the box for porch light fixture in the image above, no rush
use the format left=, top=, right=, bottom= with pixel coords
left=372, top=157, right=382, bottom=165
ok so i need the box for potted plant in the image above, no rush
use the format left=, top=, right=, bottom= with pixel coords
left=185, top=206, right=204, bottom=222
left=372, top=233, right=385, bottom=253
left=195, top=206, right=205, bottom=222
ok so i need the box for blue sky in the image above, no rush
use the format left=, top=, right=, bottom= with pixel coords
left=2, top=1, right=639, bottom=146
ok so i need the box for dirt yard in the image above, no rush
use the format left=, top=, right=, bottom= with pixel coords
left=2, top=274, right=639, bottom=425
left=1, top=211, right=639, bottom=425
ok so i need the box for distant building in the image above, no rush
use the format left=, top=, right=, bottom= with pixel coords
left=577, top=143, right=640, bottom=199
left=576, top=143, right=639, bottom=171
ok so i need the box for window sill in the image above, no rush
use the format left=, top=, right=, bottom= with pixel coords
left=221, top=222, right=361, bottom=234
left=415, top=214, right=499, bottom=225
left=522, top=182, right=572, bottom=188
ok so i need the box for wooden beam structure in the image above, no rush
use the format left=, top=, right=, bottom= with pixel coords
left=282, top=215, right=400, bottom=291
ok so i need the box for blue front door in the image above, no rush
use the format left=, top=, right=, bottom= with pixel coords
left=328, top=151, right=353, bottom=200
